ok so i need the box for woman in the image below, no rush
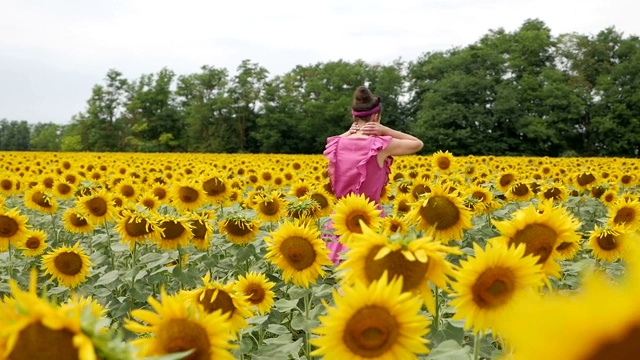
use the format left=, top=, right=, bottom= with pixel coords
left=323, top=85, right=423, bottom=262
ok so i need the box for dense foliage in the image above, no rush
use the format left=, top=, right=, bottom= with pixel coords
left=3, top=19, right=640, bottom=157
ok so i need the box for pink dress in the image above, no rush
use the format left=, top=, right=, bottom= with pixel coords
left=322, top=135, right=394, bottom=263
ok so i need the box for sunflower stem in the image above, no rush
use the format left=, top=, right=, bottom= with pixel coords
left=50, top=213, right=59, bottom=247
left=7, top=243, right=13, bottom=280
left=104, top=222, right=114, bottom=268
left=473, top=331, right=482, bottom=360
left=304, top=291, right=313, bottom=360
left=434, top=286, right=440, bottom=330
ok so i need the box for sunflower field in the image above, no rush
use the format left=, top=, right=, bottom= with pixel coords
left=1, top=151, right=639, bottom=359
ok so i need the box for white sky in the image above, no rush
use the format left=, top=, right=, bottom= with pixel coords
left=2, top=0, right=639, bottom=124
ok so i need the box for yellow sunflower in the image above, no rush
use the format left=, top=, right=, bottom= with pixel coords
left=410, top=180, right=432, bottom=201
left=137, top=191, right=160, bottom=211
left=170, top=178, right=209, bottom=212
left=42, top=242, right=93, bottom=288
left=0, top=207, right=30, bottom=251
left=449, top=241, right=545, bottom=334
left=306, top=187, right=335, bottom=217
left=154, top=214, right=194, bottom=250
left=251, top=190, right=287, bottom=222
left=289, top=179, right=312, bottom=198
left=114, top=208, right=161, bottom=249
left=406, top=183, right=473, bottom=243
left=382, top=215, right=410, bottom=235
left=331, top=193, right=382, bottom=244
left=285, top=198, right=321, bottom=223
left=115, top=179, right=139, bottom=203
left=125, top=288, right=236, bottom=360
left=537, top=182, right=569, bottom=203
left=1, top=276, right=99, bottom=360
left=498, top=272, right=640, bottom=360
left=495, top=171, right=517, bottom=193
left=233, top=272, right=276, bottom=315
left=392, top=193, right=414, bottom=217
left=338, top=224, right=461, bottom=314
left=607, top=198, right=640, bottom=230
left=150, top=183, right=170, bottom=204
left=218, top=213, right=260, bottom=245
left=76, top=188, right=115, bottom=225
left=182, top=273, right=253, bottom=334
left=19, top=228, right=48, bottom=257
left=52, top=179, right=76, bottom=200
left=600, top=188, right=618, bottom=207
left=23, top=185, right=58, bottom=214
left=464, top=184, right=494, bottom=214
left=432, top=150, right=455, bottom=174
left=587, top=224, right=635, bottom=262
left=505, top=181, right=534, bottom=202
left=264, top=219, right=332, bottom=288
left=189, top=214, right=214, bottom=251
left=490, top=200, right=582, bottom=278
left=572, top=170, right=598, bottom=192
left=311, top=273, right=430, bottom=359
left=201, top=172, right=231, bottom=204
left=61, top=208, right=94, bottom=234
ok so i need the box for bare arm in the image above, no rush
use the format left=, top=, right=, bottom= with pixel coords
left=359, top=123, right=424, bottom=156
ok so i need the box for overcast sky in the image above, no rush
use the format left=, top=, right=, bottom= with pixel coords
left=2, top=0, right=639, bottom=124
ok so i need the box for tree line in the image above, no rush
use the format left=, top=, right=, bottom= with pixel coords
left=3, top=19, right=640, bottom=157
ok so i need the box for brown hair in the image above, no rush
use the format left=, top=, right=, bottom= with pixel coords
left=352, top=86, right=379, bottom=120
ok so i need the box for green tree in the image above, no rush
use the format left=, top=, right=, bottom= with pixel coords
left=0, top=119, right=31, bottom=150
left=176, top=65, right=234, bottom=152
left=30, top=122, right=62, bottom=151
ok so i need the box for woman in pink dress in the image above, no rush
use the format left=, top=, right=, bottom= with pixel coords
left=323, top=85, right=424, bottom=263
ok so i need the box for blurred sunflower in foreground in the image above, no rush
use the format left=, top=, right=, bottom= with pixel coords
left=312, top=273, right=430, bottom=359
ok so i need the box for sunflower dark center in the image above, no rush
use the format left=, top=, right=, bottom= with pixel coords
left=281, top=236, right=316, bottom=271
left=472, top=191, right=486, bottom=201
left=310, top=193, right=329, bottom=209
left=8, top=322, right=79, bottom=360
left=120, top=185, right=135, bottom=197
left=153, top=187, right=167, bottom=200
left=225, top=220, right=253, bottom=237
left=65, top=174, right=77, bottom=184
left=68, top=213, right=88, bottom=227
left=604, top=193, right=615, bottom=203
left=32, top=191, right=52, bottom=208
left=203, top=178, right=226, bottom=196
left=419, top=195, right=460, bottom=230
left=412, top=184, right=430, bottom=200
left=591, top=187, right=606, bottom=198
left=198, top=289, right=235, bottom=315
left=436, top=157, right=451, bottom=170
left=555, top=242, right=573, bottom=251
left=621, top=175, right=633, bottom=185
left=259, top=200, right=280, bottom=216
left=510, top=183, right=530, bottom=197
left=295, top=187, right=309, bottom=198
left=613, top=207, right=636, bottom=225
left=125, top=217, right=152, bottom=237
left=141, top=198, right=156, bottom=209
left=584, top=324, right=640, bottom=360
left=245, top=284, right=266, bottom=304
left=577, top=173, right=596, bottom=187
left=543, top=188, right=562, bottom=200
left=26, top=236, right=41, bottom=249
left=43, top=177, right=54, bottom=188
left=190, top=220, right=207, bottom=239
left=57, top=183, right=72, bottom=195
left=157, top=318, right=211, bottom=360
left=53, top=252, right=83, bottom=276
left=499, top=174, right=515, bottom=187
left=346, top=213, right=369, bottom=234
left=159, top=221, right=186, bottom=240
left=397, top=200, right=411, bottom=214
left=85, top=197, right=107, bottom=217
left=0, top=215, right=19, bottom=237
left=597, top=233, right=617, bottom=251
left=178, top=187, right=199, bottom=203
left=471, top=267, right=515, bottom=309
left=364, top=245, right=429, bottom=292
left=1, top=179, right=13, bottom=191
left=343, top=305, right=399, bottom=357
left=510, top=223, right=557, bottom=265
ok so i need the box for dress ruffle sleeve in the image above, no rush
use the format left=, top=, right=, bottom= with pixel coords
left=354, top=135, right=394, bottom=193
left=323, top=136, right=340, bottom=185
